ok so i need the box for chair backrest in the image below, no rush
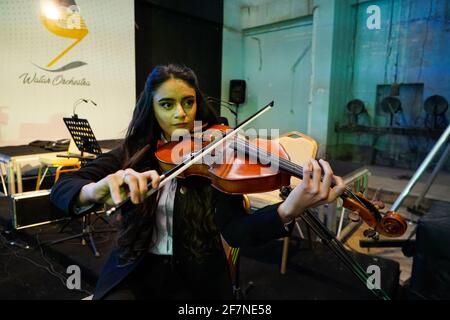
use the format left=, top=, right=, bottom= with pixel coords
left=276, top=131, right=318, bottom=186
left=221, top=195, right=251, bottom=282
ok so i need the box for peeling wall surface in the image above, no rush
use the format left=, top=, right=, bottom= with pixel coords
left=222, top=0, right=314, bottom=137
left=240, top=0, right=312, bottom=29
left=222, top=0, right=450, bottom=169
left=240, top=18, right=312, bottom=134
left=353, top=0, right=450, bottom=125
left=338, top=0, right=450, bottom=169
left=221, top=0, right=245, bottom=123
left=352, top=0, right=450, bottom=114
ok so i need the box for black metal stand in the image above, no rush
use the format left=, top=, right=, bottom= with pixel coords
left=232, top=253, right=254, bottom=300
left=63, top=115, right=103, bottom=157
left=49, top=212, right=115, bottom=257
left=47, top=116, right=113, bottom=257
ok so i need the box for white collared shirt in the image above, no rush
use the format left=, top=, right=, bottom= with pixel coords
left=149, top=178, right=177, bottom=255
left=149, top=133, right=176, bottom=255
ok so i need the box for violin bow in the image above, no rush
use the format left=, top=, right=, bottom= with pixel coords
left=106, top=101, right=275, bottom=216
left=301, top=208, right=391, bottom=300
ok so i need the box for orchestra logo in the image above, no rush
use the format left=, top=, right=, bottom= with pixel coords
left=34, top=0, right=89, bottom=72
left=19, top=0, right=91, bottom=86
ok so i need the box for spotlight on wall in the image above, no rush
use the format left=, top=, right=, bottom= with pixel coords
left=41, top=1, right=61, bottom=20
left=424, top=95, right=448, bottom=116
left=424, top=95, right=449, bottom=130
left=346, top=99, right=366, bottom=126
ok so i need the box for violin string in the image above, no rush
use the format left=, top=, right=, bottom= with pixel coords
left=233, top=139, right=357, bottom=197
left=234, top=139, right=340, bottom=186
left=232, top=138, right=380, bottom=226
left=236, top=138, right=366, bottom=216
left=301, top=212, right=387, bottom=300
left=235, top=139, right=373, bottom=212
left=309, top=234, right=382, bottom=298
left=302, top=209, right=390, bottom=300
left=303, top=209, right=367, bottom=276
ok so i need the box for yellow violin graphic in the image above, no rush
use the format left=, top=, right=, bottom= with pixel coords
left=40, top=0, right=88, bottom=68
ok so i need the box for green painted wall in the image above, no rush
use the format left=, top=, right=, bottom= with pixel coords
left=332, top=0, right=450, bottom=169
left=221, top=0, right=450, bottom=169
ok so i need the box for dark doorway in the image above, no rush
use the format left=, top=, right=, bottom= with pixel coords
left=135, top=0, right=223, bottom=113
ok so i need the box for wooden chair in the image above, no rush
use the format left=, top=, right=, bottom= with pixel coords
left=221, top=194, right=252, bottom=299
left=276, top=131, right=318, bottom=274
left=35, top=139, right=95, bottom=190
left=236, top=131, right=318, bottom=274
left=0, top=162, right=8, bottom=195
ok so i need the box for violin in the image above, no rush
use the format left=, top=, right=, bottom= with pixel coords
left=155, top=124, right=407, bottom=238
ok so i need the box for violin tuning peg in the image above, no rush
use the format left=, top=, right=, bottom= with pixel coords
left=363, top=228, right=379, bottom=240
left=348, top=211, right=361, bottom=222
left=279, top=185, right=293, bottom=199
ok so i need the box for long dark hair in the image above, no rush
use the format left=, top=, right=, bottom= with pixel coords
left=120, top=64, right=221, bottom=260
left=123, top=64, right=218, bottom=164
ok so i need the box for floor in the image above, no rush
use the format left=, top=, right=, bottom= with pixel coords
left=0, top=163, right=448, bottom=300
left=0, top=226, right=95, bottom=299
left=365, top=164, right=450, bottom=204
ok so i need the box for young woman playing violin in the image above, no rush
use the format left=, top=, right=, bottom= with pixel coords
left=50, top=64, right=346, bottom=300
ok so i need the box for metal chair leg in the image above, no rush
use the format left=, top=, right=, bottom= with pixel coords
left=280, top=236, right=289, bottom=274
left=0, top=163, right=8, bottom=195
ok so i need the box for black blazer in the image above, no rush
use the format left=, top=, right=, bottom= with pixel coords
left=50, top=147, right=290, bottom=299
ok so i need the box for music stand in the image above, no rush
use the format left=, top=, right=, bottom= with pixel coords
left=48, top=116, right=115, bottom=257
left=62, top=116, right=102, bottom=163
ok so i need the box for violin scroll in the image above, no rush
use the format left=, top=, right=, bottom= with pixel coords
left=342, top=192, right=407, bottom=238
left=379, top=211, right=408, bottom=237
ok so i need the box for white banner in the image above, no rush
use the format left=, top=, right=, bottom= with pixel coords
left=0, top=0, right=135, bottom=146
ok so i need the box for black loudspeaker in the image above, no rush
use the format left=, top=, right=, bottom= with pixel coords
left=229, top=80, right=246, bottom=104
left=217, top=116, right=229, bottom=126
